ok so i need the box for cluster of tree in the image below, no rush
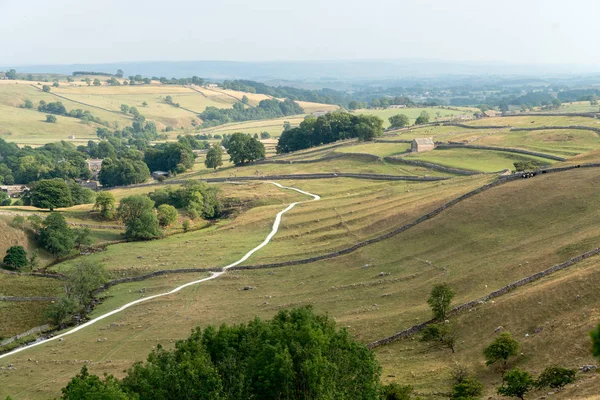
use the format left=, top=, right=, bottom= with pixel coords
left=98, top=158, right=150, bottom=187
left=72, top=71, right=114, bottom=77
left=144, top=142, right=195, bottom=174
left=127, top=75, right=151, bottom=85
left=119, top=104, right=145, bottom=120
left=25, top=212, right=91, bottom=258
left=513, top=160, right=550, bottom=172
left=222, top=133, right=265, bottom=165
left=0, top=139, right=92, bottom=185
left=199, top=99, right=304, bottom=127
left=151, top=76, right=204, bottom=85
left=96, top=120, right=158, bottom=143
left=178, top=134, right=209, bottom=150
left=4, top=69, right=17, bottom=80
left=418, top=283, right=581, bottom=399
left=24, top=178, right=95, bottom=209
left=37, top=100, right=109, bottom=126
left=45, top=259, right=107, bottom=326
left=59, top=307, right=385, bottom=399
left=147, top=181, right=222, bottom=220
left=352, top=96, right=416, bottom=110
left=557, top=89, right=600, bottom=103
left=221, top=79, right=351, bottom=105
left=164, top=95, right=180, bottom=107
left=276, top=111, right=384, bottom=153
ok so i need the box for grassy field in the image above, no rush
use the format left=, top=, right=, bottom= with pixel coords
left=2, top=168, right=600, bottom=397
left=355, top=107, right=476, bottom=128
left=404, top=147, right=558, bottom=172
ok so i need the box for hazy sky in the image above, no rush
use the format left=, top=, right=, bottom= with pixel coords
left=1, top=0, right=599, bottom=66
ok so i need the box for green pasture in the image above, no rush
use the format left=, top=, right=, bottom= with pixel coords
left=404, top=147, right=557, bottom=172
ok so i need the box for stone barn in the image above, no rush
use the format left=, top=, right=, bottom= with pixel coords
left=411, top=138, right=435, bottom=153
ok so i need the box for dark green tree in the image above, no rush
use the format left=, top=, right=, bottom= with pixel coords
left=427, top=283, right=455, bottom=320
left=592, top=324, right=600, bottom=360
left=117, top=195, right=161, bottom=240
left=38, top=212, right=76, bottom=257
left=497, top=368, right=534, bottom=400
left=0, top=191, right=11, bottom=206
left=45, top=296, right=80, bottom=327
left=65, top=259, right=108, bottom=305
left=69, top=182, right=95, bottom=205
left=3, top=245, right=28, bottom=270
left=42, top=85, right=51, bottom=92
left=31, top=178, right=73, bottom=210
left=74, top=227, right=93, bottom=249
left=46, top=114, right=57, bottom=123
left=5, top=69, right=17, bottom=80
left=61, top=366, right=131, bottom=400
left=23, top=99, right=34, bottom=109
left=119, top=306, right=381, bottom=399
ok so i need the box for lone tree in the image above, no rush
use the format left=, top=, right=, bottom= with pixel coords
left=45, top=114, right=57, bottom=123
left=42, top=84, right=51, bottom=92
left=157, top=204, right=178, bottom=227
left=93, top=78, right=101, bottom=86
left=484, top=332, right=520, bottom=372
left=31, top=178, right=73, bottom=210
left=204, top=145, right=224, bottom=170
left=94, top=192, right=116, bottom=220
left=497, top=368, right=534, bottom=400
left=3, top=245, right=28, bottom=270
left=120, top=104, right=130, bottom=114
left=427, top=283, right=455, bottom=320
left=117, top=195, right=161, bottom=240
left=388, top=114, right=410, bottom=129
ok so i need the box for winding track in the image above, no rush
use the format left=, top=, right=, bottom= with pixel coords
left=0, top=182, right=320, bottom=360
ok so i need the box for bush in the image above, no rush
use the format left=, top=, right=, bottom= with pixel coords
left=0, top=191, right=11, bottom=206
left=37, top=212, right=76, bottom=257
left=157, top=204, right=178, bottom=227
left=497, top=368, right=534, bottom=399
left=382, top=384, right=414, bottom=400
left=45, top=296, right=80, bottom=326
left=484, top=332, right=520, bottom=371
left=117, top=195, right=161, bottom=240
left=535, top=365, right=576, bottom=389
left=451, top=377, right=483, bottom=399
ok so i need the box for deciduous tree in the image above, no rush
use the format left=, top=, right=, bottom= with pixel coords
left=3, top=245, right=28, bottom=270
left=427, top=283, right=455, bottom=320
left=497, top=368, right=534, bottom=400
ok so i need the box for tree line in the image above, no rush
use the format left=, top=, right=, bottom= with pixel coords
left=276, top=111, right=384, bottom=153
left=199, top=99, right=304, bottom=127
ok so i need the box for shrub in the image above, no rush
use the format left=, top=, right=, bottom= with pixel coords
left=535, top=365, right=576, bottom=389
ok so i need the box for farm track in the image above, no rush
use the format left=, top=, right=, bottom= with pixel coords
left=0, top=182, right=321, bottom=360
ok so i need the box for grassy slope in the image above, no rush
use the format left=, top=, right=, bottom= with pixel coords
left=4, top=168, right=600, bottom=398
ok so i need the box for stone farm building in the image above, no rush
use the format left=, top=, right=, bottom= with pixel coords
left=388, top=104, right=407, bottom=109
left=481, top=110, right=499, bottom=118
left=1, top=185, right=28, bottom=198
left=86, top=159, right=103, bottom=179
left=411, top=138, right=435, bottom=153
left=152, top=171, right=169, bottom=180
